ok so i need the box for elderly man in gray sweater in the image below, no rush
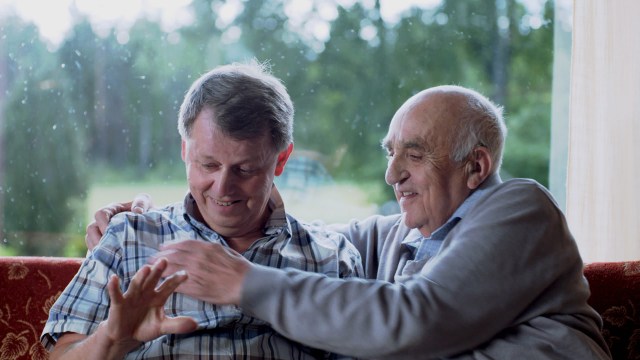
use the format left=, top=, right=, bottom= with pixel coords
left=85, top=85, right=611, bottom=359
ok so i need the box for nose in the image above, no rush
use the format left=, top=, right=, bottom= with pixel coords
left=385, top=155, right=408, bottom=186
left=213, top=167, right=234, bottom=195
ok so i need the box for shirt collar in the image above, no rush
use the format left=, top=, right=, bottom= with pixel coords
left=401, top=175, right=498, bottom=246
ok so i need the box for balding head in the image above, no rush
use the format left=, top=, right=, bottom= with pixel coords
left=382, top=85, right=506, bottom=236
left=393, top=85, right=507, bottom=174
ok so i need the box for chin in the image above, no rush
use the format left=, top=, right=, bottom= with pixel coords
left=401, top=214, right=418, bottom=230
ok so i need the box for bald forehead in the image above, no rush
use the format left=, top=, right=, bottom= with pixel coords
left=383, top=85, right=505, bottom=173
left=383, top=89, right=465, bottom=147
left=398, top=87, right=472, bottom=121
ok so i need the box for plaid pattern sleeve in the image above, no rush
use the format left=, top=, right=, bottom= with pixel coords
left=41, top=191, right=363, bottom=359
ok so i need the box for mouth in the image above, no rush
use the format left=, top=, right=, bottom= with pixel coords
left=214, top=199, right=240, bottom=206
left=399, top=191, right=417, bottom=197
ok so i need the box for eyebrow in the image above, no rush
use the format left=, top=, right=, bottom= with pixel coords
left=402, top=141, right=426, bottom=151
left=381, top=138, right=392, bottom=151
left=381, top=137, right=426, bottom=152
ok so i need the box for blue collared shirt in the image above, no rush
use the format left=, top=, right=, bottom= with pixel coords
left=41, top=187, right=362, bottom=359
left=403, top=188, right=487, bottom=261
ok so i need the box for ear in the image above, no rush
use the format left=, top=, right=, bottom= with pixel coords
left=274, top=143, right=294, bottom=176
left=181, top=139, right=187, bottom=162
left=466, top=146, right=492, bottom=190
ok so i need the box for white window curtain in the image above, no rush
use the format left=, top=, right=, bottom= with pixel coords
left=567, top=0, right=640, bottom=262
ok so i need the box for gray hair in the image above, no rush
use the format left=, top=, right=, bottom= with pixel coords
left=448, top=87, right=507, bottom=173
left=177, top=60, right=294, bottom=152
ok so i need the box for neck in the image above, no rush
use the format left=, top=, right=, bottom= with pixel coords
left=224, top=231, right=264, bottom=253
left=208, top=205, right=272, bottom=254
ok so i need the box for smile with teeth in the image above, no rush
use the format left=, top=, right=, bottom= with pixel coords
left=401, top=192, right=416, bottom=197
left=214, top=199, right=238, bottom=206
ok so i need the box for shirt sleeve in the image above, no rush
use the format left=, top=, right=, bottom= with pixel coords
left=40, top=224, right=124, bottom=349
left=334, top=233, right=364, bottom=279
left=240, top=180, right=596, bottom=358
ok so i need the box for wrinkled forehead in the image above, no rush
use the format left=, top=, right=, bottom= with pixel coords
left=383, top=93, right=453, bottom=149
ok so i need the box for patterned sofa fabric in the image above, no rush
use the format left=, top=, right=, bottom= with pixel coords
left=0, top=256, right=638, bottom=360
left=584, top=261, right=640, bottom=360
left=0, top=257, right=82, bottom=360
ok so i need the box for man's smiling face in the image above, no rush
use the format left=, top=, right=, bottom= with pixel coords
left=182, top=107, right=286, bottom=239
left=383, top=91, right=473, bottom=238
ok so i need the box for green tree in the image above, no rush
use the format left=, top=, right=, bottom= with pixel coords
left=2, top=20, right=88, bottom=254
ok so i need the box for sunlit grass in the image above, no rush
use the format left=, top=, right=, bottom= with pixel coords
left=0, top=245, right=18, bottom=256
left=86, top=182, right=379, bottom=225
left=0, top=182, right=382, bottom=257
left=280, top=183, right=379, bottom=223
left=86, top=182, right=189, bottom=222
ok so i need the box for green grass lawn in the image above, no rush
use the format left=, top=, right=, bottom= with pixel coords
left=86, top=183, right=189, bottom=222
left=87, top=182, right=378, bottom=225
left=0, top=182, right=381, bottom=257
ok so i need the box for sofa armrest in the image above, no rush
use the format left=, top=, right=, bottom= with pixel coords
left=584, top=261, right=640, bottom=360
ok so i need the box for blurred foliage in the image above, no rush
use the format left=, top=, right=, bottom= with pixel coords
left=0, top=0, right=554, bottom=255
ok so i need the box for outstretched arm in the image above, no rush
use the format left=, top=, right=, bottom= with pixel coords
left=49, top=258, right=198, bottom=360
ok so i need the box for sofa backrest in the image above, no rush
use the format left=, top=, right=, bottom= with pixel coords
left=1, top=257, right=639, bottom=359
left=0, top=256, right=82, bottom=359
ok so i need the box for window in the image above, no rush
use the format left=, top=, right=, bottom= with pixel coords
left=0, top=0, right=556, bottom=256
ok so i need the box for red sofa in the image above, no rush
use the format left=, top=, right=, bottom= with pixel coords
left=1, top=256, right=638, bottom=359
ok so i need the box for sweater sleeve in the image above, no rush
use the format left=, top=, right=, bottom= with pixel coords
left=327, top=214, right=405, bottom=280
left=240, top=180, right=595, bottom=358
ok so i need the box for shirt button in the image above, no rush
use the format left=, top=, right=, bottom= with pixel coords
left=235, top=327, right=243, bottom=335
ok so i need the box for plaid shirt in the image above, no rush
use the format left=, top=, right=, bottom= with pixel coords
left=41, top=187, right=362, bottom=359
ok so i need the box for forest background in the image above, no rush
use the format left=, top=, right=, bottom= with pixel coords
left=0, top=0, right=555, bottom=256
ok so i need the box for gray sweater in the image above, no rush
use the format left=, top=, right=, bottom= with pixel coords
left=241, top=175, right=612, bottom=359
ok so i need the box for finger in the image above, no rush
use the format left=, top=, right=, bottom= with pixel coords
left=152, top=249, right=180, bottom=260
left=132, top=193, right=153, bottom=213
left=128, top=264, right=152, bottom=297
left=160, top=239, right=205, bottom=253
left=160, top=316, right=199, bottom=335
left=95, top=201, right=133, bottom=233
left=150, top=249, right=184, bottom=276
left=143, top=258, right=168, bottom=290
left=85, top=221, right=102, bottom=250
left=161, top=259, right=185, bottom=278
left=107, top=274, right=124, bottom=304
left=155, top=270, right=188, bottom=298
